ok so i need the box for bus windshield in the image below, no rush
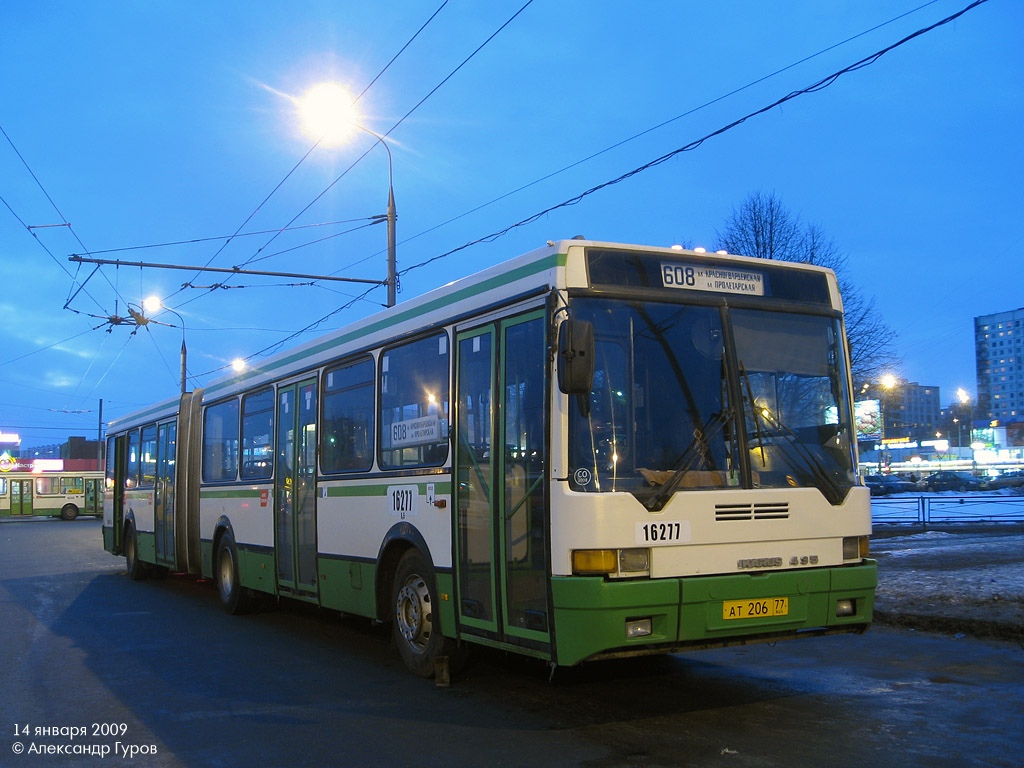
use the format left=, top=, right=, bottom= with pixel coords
left=566, top=298, right=857, bottom=506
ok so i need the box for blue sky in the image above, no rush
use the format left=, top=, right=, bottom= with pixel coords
left=1, top=0, right=1020, bottom=448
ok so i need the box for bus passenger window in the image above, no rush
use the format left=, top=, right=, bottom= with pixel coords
left=127, top=430, right=140, bottom=488
left=203, top=399, right=240, bottom=483
left=139, top=424, right=157, bottom=488
left=241, top=389, right=275, bottom=480
left=380, top=333, right=450, bottom=469
left=323, top=357, right=375, bottom=473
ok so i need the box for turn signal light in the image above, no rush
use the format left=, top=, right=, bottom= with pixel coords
left=572, top=549, right=617, bottom=575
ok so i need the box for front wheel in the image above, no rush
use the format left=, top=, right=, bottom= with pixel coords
left=59, top=504, right=79, bottom=521
left=392, top=550, right=463, bottom=678
left=125, top=524, right=148, bottom=581
left=215, top=531, right=253, bottom=615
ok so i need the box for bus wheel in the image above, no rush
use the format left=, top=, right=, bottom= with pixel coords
left=125, top=524, right=148, bottom=581
left=392, top=549, right=460, bottom=678
left=59, top=504, right=79, bottom=521
left=215, top=531, right=252, bottom=615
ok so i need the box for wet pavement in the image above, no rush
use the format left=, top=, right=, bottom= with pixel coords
left=871, top=525, right=1024, bottom=642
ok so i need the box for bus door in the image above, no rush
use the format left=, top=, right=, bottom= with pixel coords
left=275, top=379, right=319, bottom=598
left=85, top=478, right=102, bottom=516
left=11, top=480, right=33, bottom=515
left=154, top=422, right=177, bottom=567
left=455, top=310, right=551, bottom=650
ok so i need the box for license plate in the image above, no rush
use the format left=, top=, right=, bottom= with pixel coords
left=722, top=597, right=789, bottom=620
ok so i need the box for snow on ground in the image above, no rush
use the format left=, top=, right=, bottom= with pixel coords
left=869, top=523, right=1024, bottom=637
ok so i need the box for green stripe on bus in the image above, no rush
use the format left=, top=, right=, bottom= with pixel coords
left=324, top=481, right=453, bottom=498
left=204, top=251, right=567, bottom=399
left=199, top=488, right=264, bottom=499
left=196, top=482, right=452, bottom=499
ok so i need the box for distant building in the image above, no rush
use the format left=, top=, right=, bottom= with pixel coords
left=20, top=437, right=102, bottom=470
left=975, top=307, right=1024, bottom=423
left=861, top=381, right=941, bottom=443
left=25, top=443, right=62, bottom=459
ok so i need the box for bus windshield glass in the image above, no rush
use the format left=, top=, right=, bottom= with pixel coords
left=566, top=298, right=856, bottom=506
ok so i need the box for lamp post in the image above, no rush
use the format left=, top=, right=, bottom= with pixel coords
left=144, top=297, right=187, bottom=395
left=297, top=83, right=397, bottom=307
left=878, top=373, right=898, bottom=471
left=956, top=387, right=973, bottom=462
left=354, top=125, right=397, bottom=308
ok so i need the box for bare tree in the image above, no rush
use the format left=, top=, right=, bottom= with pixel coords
left=715, top=191, right=897, bottom=388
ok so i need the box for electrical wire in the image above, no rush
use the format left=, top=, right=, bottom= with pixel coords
left=0, top=328, right=97, bottom=368
left=170, top=0, right=454, bottom=305
left=70, top=217, right=379, bottom=258
left=230, top=0, right=536, bottom=275
left=365, top=0, right=948, bottom=259
left=399, top=0, right=991, bottom=280
left=0, top=123, right=130, bottom=314
left=193, top=0, right=983, bottom=383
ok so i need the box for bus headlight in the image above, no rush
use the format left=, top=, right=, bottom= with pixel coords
left=842, top=536, right=869, bottom=560
left=626, top=618, right=653, bottom=638
left=618, top=548, right=650, bottom=574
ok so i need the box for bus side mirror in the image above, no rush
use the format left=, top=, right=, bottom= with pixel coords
left=557, top=319, right=594, bottom=395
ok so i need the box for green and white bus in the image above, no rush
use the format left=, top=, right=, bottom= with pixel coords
left=103, top=239, right=875, bottom=676
left=1, top=459, right=104, bottom=520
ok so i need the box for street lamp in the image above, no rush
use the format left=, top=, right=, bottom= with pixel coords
left=298, top=83, right=397, bottom=307
left=878, top=373, right=898, bottom=470
left=956, top=387, right=973, bottom=456
left=355, top=125, right=397, bottom=308
left=144, top=296, right=188, bottom=395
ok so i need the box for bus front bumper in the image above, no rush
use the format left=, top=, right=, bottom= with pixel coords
left=550, top=560, right=877, bottom=667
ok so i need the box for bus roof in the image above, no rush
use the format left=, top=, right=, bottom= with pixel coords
left=108, top=239, right=838, bottom=432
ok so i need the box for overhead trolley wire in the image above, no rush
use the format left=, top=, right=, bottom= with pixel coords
left=171, top=0, right=455, bottom=307
left=0, top=122, right=130, bottom=315
left=373, top=0, right=947, bottom=257
left=398, top=0, right=991, bottom=279
left=230, top=0, right=536, bottom=274
left=171, top=0, right=988, bottom=384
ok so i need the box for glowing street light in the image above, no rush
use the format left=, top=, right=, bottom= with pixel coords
left=877, top=373, right=899, bottom=470
left=143, top=296, right=188, bottom=396
left=297, top=83, right=397, bottom=307
left=956, top=387, right=973, bottom=450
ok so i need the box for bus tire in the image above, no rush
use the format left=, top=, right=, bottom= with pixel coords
left=59, top=504, right=79, bottom=521
left=392, top=549, right=461, bottom=678
left=215, top=531, right=253, bottom=615
left=125, top=524, right=148, bottom=581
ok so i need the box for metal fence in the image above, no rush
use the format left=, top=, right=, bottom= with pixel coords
left=871, top=494, right=1024, bottom=526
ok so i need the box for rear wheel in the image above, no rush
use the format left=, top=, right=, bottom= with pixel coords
left=215, top=531, right=253, bottom=615
left=392, top=549, right=466, bottom=678
left=59, top=504, right=79, bottom=521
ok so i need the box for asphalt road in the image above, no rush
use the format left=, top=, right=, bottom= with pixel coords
left=2, top=517, right=1022, bottom=768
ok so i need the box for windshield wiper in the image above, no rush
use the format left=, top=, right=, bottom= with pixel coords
left=754, top=407, right=845, bottom=505
left=643, top=409, right=732, bottom=511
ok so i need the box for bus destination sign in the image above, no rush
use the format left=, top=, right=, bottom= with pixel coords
left=660, top=262, right=765, bottom=296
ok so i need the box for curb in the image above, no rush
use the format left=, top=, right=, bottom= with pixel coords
left=873, top=610, right=1024, bottom=644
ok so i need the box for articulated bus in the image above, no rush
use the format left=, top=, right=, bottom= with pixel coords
left=1, top=458, right=104, bottom=520
left=103, top=240, right=875, bottom=676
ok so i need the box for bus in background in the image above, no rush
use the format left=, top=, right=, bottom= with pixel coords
left=103, top=240, right=876, bottom=677
left=0, top=456, right=104, bottom=520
